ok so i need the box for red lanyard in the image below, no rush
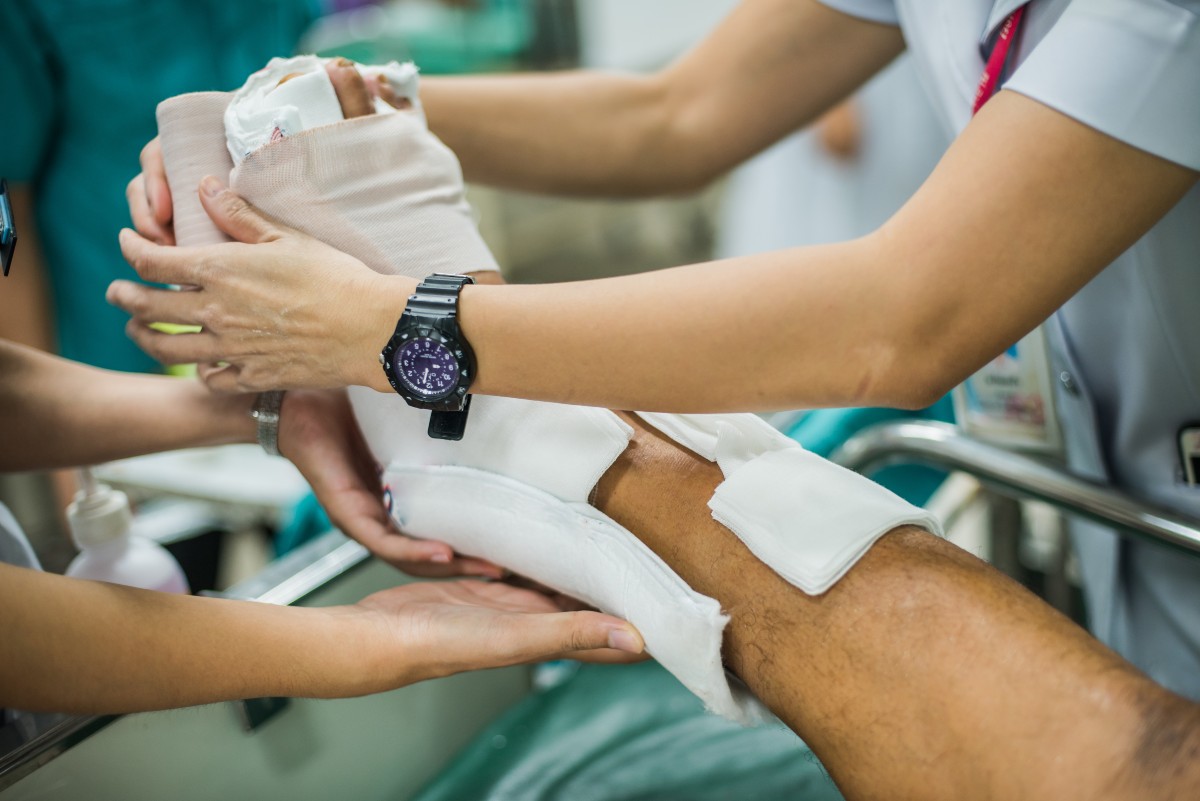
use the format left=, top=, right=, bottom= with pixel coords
left=972, top=4, right=1029, bottom=115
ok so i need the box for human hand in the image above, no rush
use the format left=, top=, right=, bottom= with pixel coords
left=344, top=579, right=645, bottom=691
left=276, top=388, right=503, bottom=578
left=127, top=137, right=175, bottom=246
left=108, top=185, right=412, bottom=392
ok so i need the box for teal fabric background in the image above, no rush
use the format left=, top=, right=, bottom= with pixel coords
left=786, top=396, right=955, bottom=506
left=0, top=0, right=319, bottom=370
left=412, top=660, right=845, bottom=801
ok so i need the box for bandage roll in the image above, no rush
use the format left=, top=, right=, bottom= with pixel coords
left=155, top=93, right=235, bottom=248
left=229, top=112, right=499, bottom=279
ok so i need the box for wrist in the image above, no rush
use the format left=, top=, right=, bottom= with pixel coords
left=314, top=604, right=413, bottom=697
left=456, top=281, right=494, bottom=395
left=357, top=275, right=417, bottom=393
left=184, top=379, right=257, bottom=446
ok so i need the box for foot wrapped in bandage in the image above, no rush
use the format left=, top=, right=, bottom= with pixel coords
left=156, top=56, right=941, bottom=724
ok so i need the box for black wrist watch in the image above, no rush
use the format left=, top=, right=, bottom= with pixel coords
left=380, top=273, right=477, bottom=440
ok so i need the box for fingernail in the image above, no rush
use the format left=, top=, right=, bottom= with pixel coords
left=335, top=56, right=353, bottom=67
left=607, top=627, right=643, bottom=654
left=200, top=176, right=224, bottom=198
left=430, top=552, right=452, bottom=564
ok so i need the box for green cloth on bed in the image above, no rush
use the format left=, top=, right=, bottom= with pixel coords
left=411, top=660, right=844, bottom=801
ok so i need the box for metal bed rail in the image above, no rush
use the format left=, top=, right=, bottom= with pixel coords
left=831, top=420, right=1200, bottom=556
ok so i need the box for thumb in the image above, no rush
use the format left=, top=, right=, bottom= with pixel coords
left=502, top=610, right=645, bottom=663
left=198, top=176, right=291, bottom=244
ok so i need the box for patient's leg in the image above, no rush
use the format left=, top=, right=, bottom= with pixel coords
left=594, top=414, right=1200, bottom=801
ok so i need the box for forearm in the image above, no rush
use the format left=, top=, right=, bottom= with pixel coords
left=421, top=0, right=901, bottom=197
left=423, top=72, right=697, bottom=196
left=0, top=341, right=255, bottom=471
left=453, top=241, right=936, bottom=412
left=365, top=93, right=1197, bottom=415
left=0, top=185, right=55, bottom=350
left=594, top=417, right=1200, bottom=800
left=0, top=564, right=378, bottom=713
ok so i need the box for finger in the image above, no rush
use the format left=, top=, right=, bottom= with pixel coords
left=397, top=555, right=506, bottom=580
left=106, top=280, right=206, bottom=326
left=389, top=557, right=501, bottom=580
left=123, top=320, right=222, bottom=366
left=197, top=361, right=238, bottom=387
left=201, top=363, right=244, bottom=394
left=548, top=593, right=593, bottom=613
left=365, top=73, right=413, bottom=111
left=326, top=59, right=375, bottom=119
left=352, top=523, right=455, bottom=565
left=140, top=137, right=174, bottom=228
left=560, top=647, right=651, bottom=665
left=118, top=228, right=209, bottom=286
left=351, top=520, right=503, bottom=578
left=499, top=610, right=645, bottom=663
left=455, top=556, right=507, bottom=579
left=127, top=175, right=175, bottom=245
left=197, top=177, right=292, bottom=245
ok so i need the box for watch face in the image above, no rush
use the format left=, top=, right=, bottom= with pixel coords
left=394, top=336, right=460, bottom=399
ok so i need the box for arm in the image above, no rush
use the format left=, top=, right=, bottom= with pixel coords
left=111, top=91, right=1198, bottom=411
left=0, top=341, right=503, bottom=574
left=0, top=185, right=56, bottom=350
left=0, top=340, right=254, bottom=472
left=451, top=91, right=1199, bottom=410
left=419, top=0, right=902, bottom=196
left=594, top=415, right=1200, bottom=800
left=0, top=563, right=642, bottom=714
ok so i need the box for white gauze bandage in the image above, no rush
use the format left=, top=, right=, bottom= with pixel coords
left=223, top=56, right=420, bottom=163
left=637, top=413, right=944, bottom=595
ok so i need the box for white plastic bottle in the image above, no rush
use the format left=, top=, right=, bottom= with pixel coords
left=65, top=469, right=190, bottom=594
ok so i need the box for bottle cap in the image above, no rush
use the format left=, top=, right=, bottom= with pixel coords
left=67, top=480, right=133, bottom=549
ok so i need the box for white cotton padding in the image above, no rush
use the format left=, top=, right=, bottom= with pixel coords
left=156, top=92, right=235, bottom=248
left=224, top=55, right=421, bottom=165
left=350, top=390, right=633, bottom=504
left=383, top=465, right=766, bottom=725
left=635, top=413, right=944, bottom=596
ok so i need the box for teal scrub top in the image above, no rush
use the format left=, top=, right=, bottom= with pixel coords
left=0, top=0, right=320, bottom=371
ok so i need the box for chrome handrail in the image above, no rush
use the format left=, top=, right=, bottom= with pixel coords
left=831, top=421, right=1200, bottom=556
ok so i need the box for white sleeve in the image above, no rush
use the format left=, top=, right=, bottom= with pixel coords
left=1005, top=0, right=1200, bottom=170
left=815, top=0, right=900, bottom=25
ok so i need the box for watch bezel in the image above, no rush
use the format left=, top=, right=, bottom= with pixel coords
left=381, top=318, right=476, bottom=409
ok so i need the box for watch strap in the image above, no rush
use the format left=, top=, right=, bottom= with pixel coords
left=428, top=397, right=472, bottom=441
left=403, top=273, right=475, bottom=320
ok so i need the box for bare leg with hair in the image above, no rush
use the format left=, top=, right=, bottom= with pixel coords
left=593, top=414, right=1200, bottom=801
